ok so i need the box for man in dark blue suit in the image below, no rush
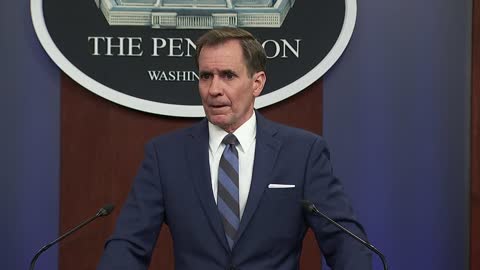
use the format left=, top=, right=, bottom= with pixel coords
left=97, top=27, right=372, bottom=270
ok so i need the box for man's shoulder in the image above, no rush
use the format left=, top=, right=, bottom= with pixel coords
left=258, top=114, right=324, bottom=142
left=147, top=118, right=207, bottom=146
left=259, top=117, right=331, bottom=158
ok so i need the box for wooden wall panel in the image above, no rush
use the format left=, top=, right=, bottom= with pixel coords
left=59, top=74, right=323, bottom=270
left=471, top=0, right=480, bottom=269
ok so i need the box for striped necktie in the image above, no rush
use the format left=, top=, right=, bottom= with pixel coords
left=218, top=133, right=240, bottom=249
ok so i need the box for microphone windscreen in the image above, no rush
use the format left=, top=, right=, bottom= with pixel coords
left=300, top=200, right=315, bottom=213
left=98, top=203, right=115, bottom=216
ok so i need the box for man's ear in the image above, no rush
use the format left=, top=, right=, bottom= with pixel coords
left=252, top=71, right=266, bottom=97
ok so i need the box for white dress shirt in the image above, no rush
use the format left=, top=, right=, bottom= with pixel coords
left=208, top=113, right=256, bottom=219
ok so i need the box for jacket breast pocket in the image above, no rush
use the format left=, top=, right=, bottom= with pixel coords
left=265, top=186, right=298, bottom=198
left=262, top=187, right=304, bottom=239
left=263, top=187, right=301, bottom=217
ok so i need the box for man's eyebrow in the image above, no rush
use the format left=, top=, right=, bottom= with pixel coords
left=219, top=69, right=237, bottom=75
left=199, top=70, right=213, bottom=76
left=199, top=69, right=237, bottom=75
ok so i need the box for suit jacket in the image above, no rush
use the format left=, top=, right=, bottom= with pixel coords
left=98, top=113, right=372, bottom=270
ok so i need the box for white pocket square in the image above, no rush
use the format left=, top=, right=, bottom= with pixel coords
left=268, top=184, right=295, bottom=188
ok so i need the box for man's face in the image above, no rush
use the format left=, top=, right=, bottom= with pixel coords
left=198, top=39, right=265, bottom=133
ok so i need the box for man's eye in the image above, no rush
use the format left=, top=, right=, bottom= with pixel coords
left=200, top=74, right=211, bottom=80
left=223, top=72, right=235, bottom=79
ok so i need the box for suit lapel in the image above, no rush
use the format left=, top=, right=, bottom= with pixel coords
left=185, top=120, right=230, bottom=252
left=234, top=114, right=281, bottom=245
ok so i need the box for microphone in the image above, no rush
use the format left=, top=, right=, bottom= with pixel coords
left=29, top=203, right=115, bottom=270
left=301, top=200, right=388, bottom=270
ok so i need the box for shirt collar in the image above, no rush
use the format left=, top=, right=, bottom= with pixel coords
left=208, top=113, right=257, bottom=154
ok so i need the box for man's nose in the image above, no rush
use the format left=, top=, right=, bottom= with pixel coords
left=208, top=76, right=223, bottom=96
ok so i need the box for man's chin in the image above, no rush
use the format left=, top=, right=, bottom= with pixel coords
left=209, top=116, right=229, bottom=126
left=207, top=115, right=233, bottom=130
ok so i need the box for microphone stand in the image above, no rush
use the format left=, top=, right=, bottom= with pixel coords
left=302, top=200, right=388, bottom=270
left=29, top=204, right=114, bottom=270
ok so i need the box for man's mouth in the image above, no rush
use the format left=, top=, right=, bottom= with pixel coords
left=210, top=103, right=229, bottom=108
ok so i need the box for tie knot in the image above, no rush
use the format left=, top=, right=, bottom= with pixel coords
left=222, top=133, right=239, bottom=146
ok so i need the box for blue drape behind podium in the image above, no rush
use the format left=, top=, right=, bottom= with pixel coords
left=1, top=0, right=470, bottom=269
left=1, top=0, right=60, bottom=269
left=323, top=1, right=470, bottom=269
